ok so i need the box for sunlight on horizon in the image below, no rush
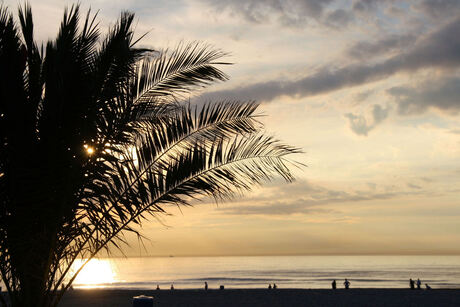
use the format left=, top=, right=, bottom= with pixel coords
left=71, top=259, right=117, bottom=288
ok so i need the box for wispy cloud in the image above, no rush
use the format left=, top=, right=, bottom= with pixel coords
left=344, top=104, right=390, bottom=136
left=216, top=180, right=419, bottom=216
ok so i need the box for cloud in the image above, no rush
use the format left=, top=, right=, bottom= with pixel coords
left=407, top=183, right=422, bottom=189
left=217, top=200, right=334, bottom=215
left=216, top=180, right=415, bottom=216
left=353, top=90, right=375, bottom=102
left=387, top=76, right=460, bottom=114
left=344, top=104, right=390, bottom=136
left=200, top=0, right=400, bottom=29
left=198, top=17, right=460, bottom=103
left=417, top=0, right=460, bottom=19
left=346, top=34, right=417, bottom=59
left=323, top=9, right=354, bottom=29
left=200, top=0, right=334, bottom=27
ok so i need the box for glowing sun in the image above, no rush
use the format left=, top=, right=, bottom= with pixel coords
left=72, top=259, right=116, bottom=287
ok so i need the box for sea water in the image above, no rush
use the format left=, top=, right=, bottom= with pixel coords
left=72, top=255, right=460, bottom=289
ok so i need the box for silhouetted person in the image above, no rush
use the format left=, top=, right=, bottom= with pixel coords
left=409, top=278, right=415, bottom=289
left=268, top=284, right=272, bottom=289
left=332, top=279, right=336, bottom=289
left=416, top=278, right=421, bottom=289
left=205, top=282, right=208, bottom=290
left=425, top=284, right=431, bottom=290
left=156, top=284, right=160, bottom=290
left=344, top=279, right=350, bottom=289
left=171, top=284, right=174, bottom=290
left=273, top=283, right=277, bottom=289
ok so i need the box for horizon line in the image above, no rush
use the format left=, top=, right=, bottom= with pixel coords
left=94, top=253, right=460, bottom=258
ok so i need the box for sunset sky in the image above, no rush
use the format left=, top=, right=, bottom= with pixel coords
left=6, top=0, right=460, bottom=256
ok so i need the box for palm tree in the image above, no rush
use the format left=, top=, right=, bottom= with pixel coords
left=0, top=4, right=301, bottom=307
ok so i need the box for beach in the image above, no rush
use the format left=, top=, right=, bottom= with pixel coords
left=59, top=288, right=460, bottom=306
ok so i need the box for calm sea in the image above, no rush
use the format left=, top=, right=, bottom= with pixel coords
left=72, top=255, right=460, bottom=290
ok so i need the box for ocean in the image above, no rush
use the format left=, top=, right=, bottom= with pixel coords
left=71, top=255, right=460, bottom=290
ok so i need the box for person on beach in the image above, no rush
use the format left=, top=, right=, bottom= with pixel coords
left=156, top=284, right=160, bottom=290
left=416, top=278, right=421, bottom=289
left=425, top=284, right=431, bottom=290
left=332, top=280, right=336, bottom=289
left=171, top=284, right=174, bottom=290
left=205, top=281, right=208, bottom=290
left=273, top=283, right=277, bottom=289
left=409, top=278, right=415, bottom=289
left=344, top=279, right=350, bottom=289
left=268, top=284, right=272, bottom=289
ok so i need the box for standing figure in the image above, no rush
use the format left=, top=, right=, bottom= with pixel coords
left=268, top=284, right=272, bottom=289
left=171, top=284, right=174, bottom=290
left=156, top=284, right=160, bottom=290
left=409, top=279, right=414, bottom=290
left=344, top=278, right=350, bottom=289
left=416, top=278, right=421, bottom=289
left=205, top=281, right=208, bottom=290
left=332, top=280, right=336, bottom=289
left=273, top=283, right=277, bottom=289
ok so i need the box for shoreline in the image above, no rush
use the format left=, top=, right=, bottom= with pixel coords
left=58, top=288, right=460, bottom=306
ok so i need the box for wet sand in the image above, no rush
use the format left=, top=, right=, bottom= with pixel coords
left=59, top=288, right=460, bottom=306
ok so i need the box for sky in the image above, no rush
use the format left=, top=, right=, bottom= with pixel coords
left=4, top=0, right=460, bottom=256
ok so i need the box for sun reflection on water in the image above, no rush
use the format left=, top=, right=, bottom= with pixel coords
left=71, top=259, right=117, bottom=288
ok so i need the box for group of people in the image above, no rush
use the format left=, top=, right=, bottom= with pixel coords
left=331, top=279, right=350, bottom=289
left=410, top=278, right=431, bottom=290
left=157, top=278, right=432, bottom=290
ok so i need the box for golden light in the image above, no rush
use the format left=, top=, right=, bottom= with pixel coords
left=83, top=144, right=95, bottom=155
left=72, top=259, right=116, bottom=287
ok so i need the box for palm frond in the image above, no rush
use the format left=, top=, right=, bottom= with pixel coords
left=134, top=42, right=230, bottom=102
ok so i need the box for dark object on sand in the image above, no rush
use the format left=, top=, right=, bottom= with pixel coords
left=205, top=282, right=208, bottom=290
left=132, top=295, right=154, bottom=307
left=417, top=279, right=422, bottom=289
left=268, top=284, right=272, bottom=289
left=220, top=285, right=225, bottom=290
left=410, top=279, right=415, bottom=289
left=273, top=284, right=277, bottom=289
left=426, top=284, right=431, bottom=290
left=344, top=279, right=350, bottom=289
left=156, top=285, right=160, bottom=290
left=332, top=280, right=336, bottom=289
left=171, top=284, right=174, bottom=290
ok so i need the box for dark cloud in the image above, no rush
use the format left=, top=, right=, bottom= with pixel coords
left=417, top=0, right=460, bottom=19
left=387, top=76, right=460, bottom=114
left=200, top=0, right=401, bottom=29
left=201, top=0, right=334, bottom=27
left=344, top=104, right=389, bottom=136
left=324, top=9, right=354, bottom=29
left=346, top=34, right=417, bottom=59
left=198, top=17, right=460, bottom=104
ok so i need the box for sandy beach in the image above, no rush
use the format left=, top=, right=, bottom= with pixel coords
left=57, top=288, right=460, bottom=306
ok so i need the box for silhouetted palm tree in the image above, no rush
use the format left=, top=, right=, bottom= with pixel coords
left=0, top=4, right=301, bottom=306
